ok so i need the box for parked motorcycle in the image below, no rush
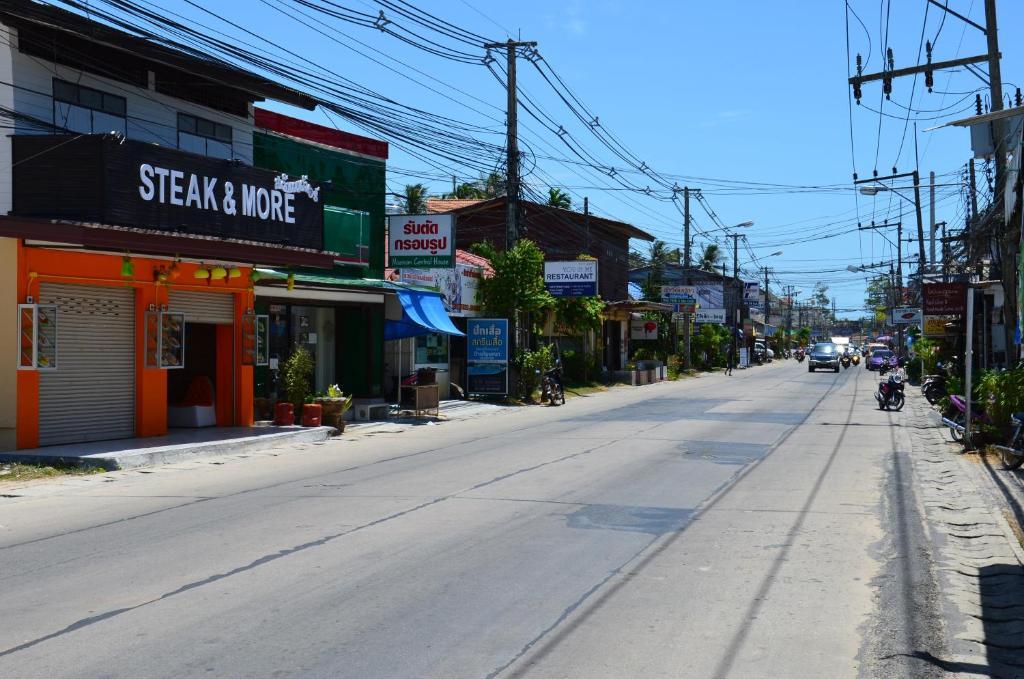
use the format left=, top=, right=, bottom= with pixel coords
left=921, top=359, right=955, bottom=405
left=994, top=412, right=1024, bottom=470
left=941, top=394, right=991, bottom=443
left=878, top=354, right=899, bottom=376
left=841, top=354, right=851, bottom=370
left=538, top=362, right=565, bottom=406
left=875, top=371, right=905, bottom=411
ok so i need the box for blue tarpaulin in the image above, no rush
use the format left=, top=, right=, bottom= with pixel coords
left=384, top=290, right=466, bottom=340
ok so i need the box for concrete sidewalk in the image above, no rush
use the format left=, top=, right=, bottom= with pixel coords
left=0, top=425, right=334, bottom=470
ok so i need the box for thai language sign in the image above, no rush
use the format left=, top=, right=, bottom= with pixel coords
left=662, top=285, right=697, bottom=313
left=544, top=260, right=598, bottom=297
left=890, top=307, right=922, bottom=324
left=922, top=283, right=967, bottom=315
left=388, top=214, right=454, bottom=268
left=467, top=318, right=508, bottom=396
left=467, top=318, right=508, bottom=363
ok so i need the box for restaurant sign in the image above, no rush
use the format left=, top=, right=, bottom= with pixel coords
left=388, top=214, right=455, bottom=268
left=544, top=260, right=598, bottom=297
left=922, top=283, right=967, bottom=315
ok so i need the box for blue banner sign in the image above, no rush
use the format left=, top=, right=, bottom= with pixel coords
left=467, top=318, right=508, bottom=363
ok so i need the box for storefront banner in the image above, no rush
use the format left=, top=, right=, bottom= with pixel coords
left=400, top=264, right=482, bottom=316
left=544, top=260, right=598, bottom=297
left=467, top=363, right=508, bottom=396
left=662, top=285, right=697, bottom=313
left=922, top=283, right=967, bottom=315
left=467, top=318, right=508, bottom=362
left=12, top=136, right=325, bottom=250
left=388, top=214, right=454, bottom=268
left=890, top=307, right=922, bottom=324
left=743, top=281, right=760, bottom=302
left=630, top=319, right=658, bottom=340
left=696, top=308, right=727, bottom=324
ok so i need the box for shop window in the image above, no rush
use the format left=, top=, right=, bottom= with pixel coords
left=52, top=78, right=127, bottom=135
left=415, top=333, right=449, bottom=365
left=177, top=113, right=233, bottom=160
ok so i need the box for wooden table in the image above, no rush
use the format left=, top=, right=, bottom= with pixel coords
left=401, top=384, right=440, bottom=417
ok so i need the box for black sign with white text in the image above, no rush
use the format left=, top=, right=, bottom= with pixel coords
left=13, top=135, right=323, bottom=250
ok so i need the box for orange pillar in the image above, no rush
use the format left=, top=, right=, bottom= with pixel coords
left=135, top=285, right=167, bottom=437
left=234, top=292, right=254, bottom=427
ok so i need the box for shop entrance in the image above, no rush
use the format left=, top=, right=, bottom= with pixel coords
left=167, top=322, right=232, bottom=427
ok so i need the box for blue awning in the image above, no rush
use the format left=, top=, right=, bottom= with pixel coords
left=385, top=290, right=466, bottom=340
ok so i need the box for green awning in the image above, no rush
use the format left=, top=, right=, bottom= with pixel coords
left=255, top=268, right=433, bottom=293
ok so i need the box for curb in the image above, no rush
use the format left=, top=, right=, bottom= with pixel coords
left=0, top=426, right=334, bottom=471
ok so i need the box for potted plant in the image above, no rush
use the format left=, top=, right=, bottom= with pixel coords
left=283, top=345, right=314, bottom=418
left=315, top=384, right=354, bottom=432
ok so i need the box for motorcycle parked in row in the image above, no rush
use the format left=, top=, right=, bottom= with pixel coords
left=921, top=359, right=955, bottom=405
left=875, top=370, right=906, bottom=411
left=941, top=394, right=993, bottom=443
left=878, top=354, right=900, bottom=376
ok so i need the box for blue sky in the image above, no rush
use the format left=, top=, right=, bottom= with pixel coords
left=74, top=0, right=1024, bottom=317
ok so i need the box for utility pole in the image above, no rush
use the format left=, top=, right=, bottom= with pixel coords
left=728, top=233, right=743, bottom=361
left=682, top=187, right=692, bottom=369
left=583, top=196, right=590, bottom=253
left=929, top=170, right=936, bottom=273
left=484, top=38, right=537, bottom=249
left=763, top=267, right=771, bottom=345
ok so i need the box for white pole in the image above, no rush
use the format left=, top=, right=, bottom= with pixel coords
left=965, top=287, right=975, bottom=448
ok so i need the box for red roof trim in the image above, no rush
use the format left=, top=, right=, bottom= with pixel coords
left=254, top=109, right=389, bottom=160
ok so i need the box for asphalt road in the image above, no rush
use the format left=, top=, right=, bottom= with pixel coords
left=0, top=361, right=943, bottom=678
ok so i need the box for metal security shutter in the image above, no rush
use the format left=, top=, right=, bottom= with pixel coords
left=167, top=290, right=234, bottom=324
left=38, top=283, right=135, bottom=446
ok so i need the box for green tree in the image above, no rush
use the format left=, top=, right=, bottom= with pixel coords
left=642, top=239, right=671, bottom=301
left=403, top=183, right=428, bottom=213
left=812, top=281, right=831, bottom=307
left=547, top=187, right=571, bottom=209
left=699, top=243, right=723, bottom=272
left=471, top=239, right=554, bottom=321
left=483, top=171, right=506, bottom=198
left=796, top=327, right=811, bottom=347
left=864, top=274, right=892, bottom=324
left=628, top=249, right=648, bottom=269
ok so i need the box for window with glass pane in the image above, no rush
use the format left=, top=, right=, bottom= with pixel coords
left=415, top=333, right=449, bottom=365
left=177, top=113, right=233, bottom=159
left=52, top=79, right=126, bottom=135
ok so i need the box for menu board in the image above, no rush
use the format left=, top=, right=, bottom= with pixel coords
left=36, top=305, right=57, bottom=370
left=145, top=311, right=160, bottom=368
left=18, top=304, right=35, bottom=369
left=241, top=313, right=257, bottom=365
left=160, top=312, right=185, bottom=369
left=17, top=304, right=57, bottom=370
left=256, top=315, right=269, bottom=366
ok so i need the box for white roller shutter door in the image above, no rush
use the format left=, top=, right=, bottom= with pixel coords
left=38, top=283, right=135, bottom=446
left=167, top=290, right=234, bottom=325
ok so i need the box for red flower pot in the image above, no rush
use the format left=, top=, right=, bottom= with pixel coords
left=301, top=403, right=322, bottom=427
left=274, top=402, right=295, bottom=426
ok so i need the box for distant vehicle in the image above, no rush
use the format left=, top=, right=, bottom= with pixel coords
left=808, top=342, right=840, bottom=373
left=866, top=349, right=894, bottom=371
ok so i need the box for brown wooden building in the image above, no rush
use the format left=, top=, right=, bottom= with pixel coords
left=426, top=197, right=655, bottom=301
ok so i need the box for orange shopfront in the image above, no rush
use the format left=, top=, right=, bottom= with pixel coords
left=15, top=243, right=257, bottom=448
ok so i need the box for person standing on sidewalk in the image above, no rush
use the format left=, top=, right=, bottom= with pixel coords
left=725, top=342, right=735, bottom=376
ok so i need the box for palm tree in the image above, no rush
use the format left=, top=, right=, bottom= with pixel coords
left=642, top=239, right=671, bottom=301
left=404, top=183, right=428, bottom=213
left=483, top=171, right=506, bottom=198
left=699, top=243, right=723, bottom=272
left=547, top=187, right=571, bottom=209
